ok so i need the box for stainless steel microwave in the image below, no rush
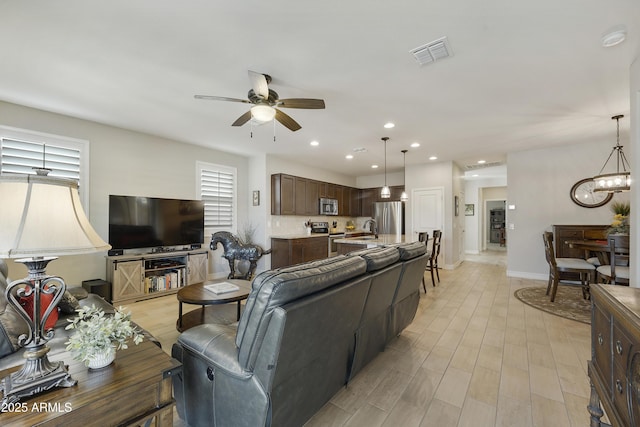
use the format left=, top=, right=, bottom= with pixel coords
left=319, top=198, right=338, bottom=216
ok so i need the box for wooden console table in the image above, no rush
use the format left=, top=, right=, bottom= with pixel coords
left=0, top=340, right=181, bottom=426
left=588, top=284, right=640, bottom=426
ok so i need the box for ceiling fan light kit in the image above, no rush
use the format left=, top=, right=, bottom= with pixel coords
left=593, top=114, right=631, bottom=193
left=195, top=70, right=325, bottom=132
left=251, top=104, right=276, bottom=122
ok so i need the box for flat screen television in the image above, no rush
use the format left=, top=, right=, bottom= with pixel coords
left=109, top=195, right=204, bottom=251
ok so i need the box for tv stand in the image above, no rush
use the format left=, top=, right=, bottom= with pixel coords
left=107, top=249, right=208, bottom=305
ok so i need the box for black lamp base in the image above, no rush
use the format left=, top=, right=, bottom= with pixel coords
left=0, top=256, right=77, bottom=408
left=0, top=351, right=76, bottom=406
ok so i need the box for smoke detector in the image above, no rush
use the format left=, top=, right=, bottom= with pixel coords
left=410, top=36, right=453, bottom=66
left=601, top=25, right=627, bottom=47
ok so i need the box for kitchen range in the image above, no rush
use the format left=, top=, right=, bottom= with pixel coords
left=311, top=221, right=344, bottom=257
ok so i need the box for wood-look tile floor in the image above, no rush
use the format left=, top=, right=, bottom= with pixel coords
left=127, top=260, right=597, bottom=427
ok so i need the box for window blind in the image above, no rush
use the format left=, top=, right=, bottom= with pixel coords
left=0, top=138, right=81, bottom=181
left=200, top=166, right=235, bottom=228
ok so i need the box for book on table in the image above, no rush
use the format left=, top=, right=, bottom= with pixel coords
left=204, top=282, right=240, bottom=294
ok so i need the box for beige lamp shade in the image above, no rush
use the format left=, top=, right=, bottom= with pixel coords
left=0, top=174, right=110, bottom=258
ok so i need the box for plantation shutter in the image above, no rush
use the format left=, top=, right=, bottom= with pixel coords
left=200, top=165, right=235, bottom=228
left=0, top=127, right=89, bottom=209
left=0, top=138, right=81, bottom=180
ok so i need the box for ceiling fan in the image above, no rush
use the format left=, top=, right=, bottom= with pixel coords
left=194, top=70, right=325, bottom=132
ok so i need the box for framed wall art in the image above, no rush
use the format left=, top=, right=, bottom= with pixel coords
left=465, top=204, right=474, bottom=216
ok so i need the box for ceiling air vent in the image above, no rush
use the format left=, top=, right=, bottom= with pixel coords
left=410, top=36, right=453, bottom=66
left=464, top=161, right=503, bottom=170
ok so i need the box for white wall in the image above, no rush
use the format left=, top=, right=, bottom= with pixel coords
left=0, top=101, right=249, bottom=284
left=507, top=140, right=630, bottom=280
left=405, top=161, right=459, bottom=268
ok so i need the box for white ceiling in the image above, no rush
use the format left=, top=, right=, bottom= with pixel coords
left=1, top=1, right=638, bottom=177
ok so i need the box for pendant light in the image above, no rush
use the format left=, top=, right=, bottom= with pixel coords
left=593, top=115, right=631, bottom=192
left=400, top=149, right=408, bottom=202
left=380, top=137, right=390, bottom=199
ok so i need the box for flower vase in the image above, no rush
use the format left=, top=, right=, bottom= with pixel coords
left=87, top=345, right=116, bottom=369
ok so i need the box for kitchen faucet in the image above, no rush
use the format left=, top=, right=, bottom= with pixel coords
left=363, top=219, right=378, bottom=238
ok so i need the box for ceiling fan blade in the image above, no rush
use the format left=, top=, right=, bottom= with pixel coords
left=231, top=111, right=253, bottom=127
left=248, top=70, right=269, bottom=100
left=194, top=95, right=251, bottom=103
left=275, top=109, right=302, bottom=131
left=277, top=98, right=326, bottom=109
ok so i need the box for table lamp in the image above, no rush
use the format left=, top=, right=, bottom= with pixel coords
left=0, top=173, right=110, bottom=405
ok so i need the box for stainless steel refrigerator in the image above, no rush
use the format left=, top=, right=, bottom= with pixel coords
left=374, top=201, right=404, bottom=235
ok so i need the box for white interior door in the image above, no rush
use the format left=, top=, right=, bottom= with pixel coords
left=412, top=187, right=444, bottom=238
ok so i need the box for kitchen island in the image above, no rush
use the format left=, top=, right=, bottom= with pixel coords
left=334, top=234, right=408, bottom=255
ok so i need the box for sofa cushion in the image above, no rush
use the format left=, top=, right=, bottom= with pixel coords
left=348, top=246, right=400, bottom=272
left=238, top=255, right=351, bottom=344
left=236, top=255, right=367, bottom=369
left=397, top=241, right=428, bottom=260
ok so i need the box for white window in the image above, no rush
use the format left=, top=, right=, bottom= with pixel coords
left=197, top=161, right=236, bottom=230
left=0, top=126, right=90, bottom=209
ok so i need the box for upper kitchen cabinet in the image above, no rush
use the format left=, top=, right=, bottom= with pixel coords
left=271, top=173, right=364, bottom=217
left=271, top=174, right=296, bottom=215
left=349, top=187, right=361, bottom=217
left=360, top=188, right=376, bottom=218
left=296, top=177, right=319, bottom=215
left=390, top=186, right=405, bottom=201
left=272, top=174, right=319, bottom=216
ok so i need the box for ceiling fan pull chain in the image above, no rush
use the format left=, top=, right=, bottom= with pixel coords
left=273, top=119, right=276, bottom=142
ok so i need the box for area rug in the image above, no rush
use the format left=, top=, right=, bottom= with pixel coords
left=514, top=286, right=591, bottom=324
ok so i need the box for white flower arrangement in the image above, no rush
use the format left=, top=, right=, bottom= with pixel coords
left=65, top=305, right=144, bottom=366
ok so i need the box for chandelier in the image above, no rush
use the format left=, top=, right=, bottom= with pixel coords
left=593, top=115, right=630, bottom=192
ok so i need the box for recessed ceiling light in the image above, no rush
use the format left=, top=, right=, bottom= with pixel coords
left=384, top=122, right=395, bottom=129
left=310, top=140, right=319, bottom=146
left=410, top=142, right=420, bottom=148
left=371, top=164, right=379, bottom=169
left=472, top=174, right=479, bottom=177
left=602, top=25, right=627, bottom=47
left=345, top=154, right=354, bottom=159
left=429, top=156, right=437, bottom=160
left=478, top=160, right=486, bottom=164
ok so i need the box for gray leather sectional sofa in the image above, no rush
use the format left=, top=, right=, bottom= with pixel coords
left=171, top=241, right=428, bottom=427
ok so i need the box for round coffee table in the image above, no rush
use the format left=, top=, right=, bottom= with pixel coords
left=176, top=279, right=251, bottom=332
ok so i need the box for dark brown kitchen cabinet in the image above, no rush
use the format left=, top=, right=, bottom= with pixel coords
left=271, top=174, right=296, bottom=215
left=390, top=186, right=405, bottom=201
left=349, top=187, right=361, bottom=217
left=271, top=173, right=363, bottom=216
left=270, top=236, right=328, bottom=268
left=326, top=183, right=337, bottom=199
left=294, top=177, right=319, bottom=215
left=272, top=174, right=319, bottom=216
left=360, top=188, right=376, bottom=218
left=305, top=179, right=320, bottom=215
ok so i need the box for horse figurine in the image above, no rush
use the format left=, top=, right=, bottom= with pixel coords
left=210, top=231, right=271, bottom=280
